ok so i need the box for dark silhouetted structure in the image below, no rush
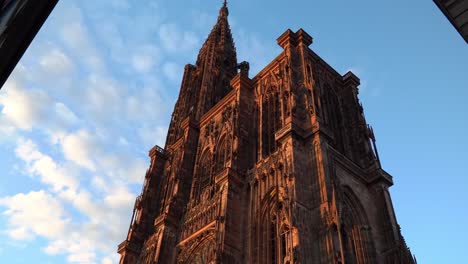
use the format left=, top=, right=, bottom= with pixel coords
left=434, top=0, right=468, bottom=43
left=0, top=0, right=59, bottom=89
left=118, top=2, right=416, bottom=263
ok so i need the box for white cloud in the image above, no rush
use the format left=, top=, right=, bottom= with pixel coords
left=54, top=184, right=134, bottom=259
left=58, top=5, right=106, bottom=75
left=59, top=189, right=104, bottom=223
left=138, top=125, right=168, bottom=150
left=97, top=151, right=147, bottom=183
left=67, top=251, right=96, bottom=264
left=0, top=118, right=15, bottom=139
left=118, top=136, right=129, bottom=146
left=0, top=80, right=51, bottom=131
left=101, top=256, right=115, bottom=264
left=55, top=102, right=79, bottom=125
left=15, top=139, right=79, bottom=192
left=0, top=190, right=70, bottom=241
left=132, top=54, right=154, bottom=73
left=7, top=137, right=138, bottom=263
left=45, top=236, right=97, bottom=264
left=104, top=186, right=134, bottom=209
left=39, top=48, right=74, bottom=75
left=83, top=75, right=124, bottom=123
left=7, top=227, right=31, bottom=240
left=59, top=130, right=97, bottom=171
left=159, top=23, right=199, bottom=53
left=125, top=85, right=166, bottom=122
left=0, top=71, right=80, bottom=135
left=51, top=127, right=149, bottom=184
left=131, top=45, right=161, bottom=74
left=0, top=1, right=186, bottom=263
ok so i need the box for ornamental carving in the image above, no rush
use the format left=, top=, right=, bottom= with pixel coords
left=178, top=229, right=217, bottom=264
left=119, top=4, right=415, bottom=263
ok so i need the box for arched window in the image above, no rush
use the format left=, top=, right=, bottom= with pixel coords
left=185, top=239, right=216, bottom=264
left=341, top=224, right=357, bottom=264
left=340, top=188, right=377, bottom=263
left=322, top=84, right=345, bottom=151
left=323, top=85, right=340, bottom=129
left=193, top=150, right=212, bottom=201
left=281, top=231, right=287, bottom=261
left=214, top=135, right=231, bottom=173
left=262, top=87, right=281, bottom=158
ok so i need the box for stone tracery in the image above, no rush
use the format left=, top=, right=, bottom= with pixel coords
left=118, top=3, right=416, bottom=264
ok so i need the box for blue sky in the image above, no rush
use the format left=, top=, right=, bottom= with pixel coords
left=0, top=0, right=466, bottom=263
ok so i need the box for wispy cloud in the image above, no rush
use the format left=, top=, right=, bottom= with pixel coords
left=159, top=23, right=200, bottom=53
left=0, top=190, right=70, bottom=241
left=15, top=139, right=79, bottom=192
left=0, top=1, right=174, bottom=262
left=0, top=1, right=279, bottom=263
left=0, top=80, right=52, bottom=131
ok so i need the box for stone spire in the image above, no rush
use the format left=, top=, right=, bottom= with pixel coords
left=164, top=1, right=239, bottom=145
left=194, top=0, right=238, bottom=118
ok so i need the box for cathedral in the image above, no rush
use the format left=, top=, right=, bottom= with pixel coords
left=118, top=2, right=416, bottom=263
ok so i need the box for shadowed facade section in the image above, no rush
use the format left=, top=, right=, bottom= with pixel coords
left=118, top=3, right=416, bottom=263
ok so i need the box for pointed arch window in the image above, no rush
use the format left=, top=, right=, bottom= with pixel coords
left=322, top=84, right=345, bottom=151
left=323, top=84, right=340, bottom=129
left=214, top=135, right=231, bottom=173
left=339, top=188, right=377, bottom=263
left=262, top=87, right=281, bottom=158
left=193, top=150, right=212, bottom=201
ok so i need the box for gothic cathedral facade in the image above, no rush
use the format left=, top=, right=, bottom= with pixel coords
left=118, top=3, right=416, bottom=264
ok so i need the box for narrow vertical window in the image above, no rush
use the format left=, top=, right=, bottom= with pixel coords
left=262, top=98, right=269, bottom=158
left=262, top=88, right=281, bottom=158
left=194, top=150, right=212, bottom=201
left=281, top=232, right=287, bottom=261
left=273, top=92, right=281, bottom=152
left=215, top=137, right=227, bottom=173
left=306, top=64, right=312, bottom=84
left=270, top=221, right=277, bottom=264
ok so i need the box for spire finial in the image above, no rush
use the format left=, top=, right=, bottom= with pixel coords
left=220, top=0, right=228, bottom=17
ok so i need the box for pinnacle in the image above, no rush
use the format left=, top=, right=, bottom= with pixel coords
left=196, top=1, right=236, bottom=69
left=220, top=0, right=229, bottom=17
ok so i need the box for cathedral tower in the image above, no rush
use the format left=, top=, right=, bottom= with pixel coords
left=118, top=2, right=415, bottom=263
